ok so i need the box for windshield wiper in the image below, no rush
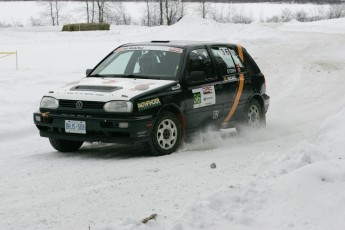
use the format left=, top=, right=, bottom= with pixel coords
left=88, top=74, right=108, bottom=78
left=89, top=74, right=122, bottom=78
left=123, top=74, right=161, bottom=80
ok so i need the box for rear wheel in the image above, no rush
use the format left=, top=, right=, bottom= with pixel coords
left=146, top=112, right=181, bottom=156
left=236, top=99, right=265, bottom=133
left=49, top=138, right=83, bottom=152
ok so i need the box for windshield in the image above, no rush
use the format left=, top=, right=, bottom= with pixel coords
left=90, top=46, right=183, bottom=79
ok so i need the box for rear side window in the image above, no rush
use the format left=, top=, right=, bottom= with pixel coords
left=229, top=49, right=245, bottom=69
left=187, top=48, right=217, bottom=82
left=210, top=47, right=237, bottom=76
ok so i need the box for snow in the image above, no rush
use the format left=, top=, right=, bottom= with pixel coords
left=1, top=12, right=345, bottom=230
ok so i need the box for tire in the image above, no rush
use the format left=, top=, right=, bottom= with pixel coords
left=236, top=99, right=265, bottom=134
left=146, top=112, right=181, bottom=156
left=49, top=138, right=83, bottom=152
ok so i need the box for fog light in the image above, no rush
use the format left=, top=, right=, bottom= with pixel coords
left=35, top=115, right=41, bottom=122
left=119, top=122, right=128, bottom=128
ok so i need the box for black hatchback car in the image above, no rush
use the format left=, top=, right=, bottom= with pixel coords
left=33, top=41, right=269, bottom=155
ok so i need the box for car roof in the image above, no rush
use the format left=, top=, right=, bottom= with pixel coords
left=121, top=40, right=237, bottom=49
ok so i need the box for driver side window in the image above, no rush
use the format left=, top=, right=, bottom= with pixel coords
left=187, top=48, right=217, bottom=83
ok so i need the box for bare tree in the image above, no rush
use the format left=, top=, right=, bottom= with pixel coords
left=49, top=1, right=55, bottom=26
left=146, top=0, right=150, bottom=26
left=295, top=10, right=308, bottom=22
left=55, top=0, right=59, bottom=25
left=86, top=0, right=96, bottom=23
left=96, top=0, right=106, bottom=23
left=41, top=0, right=60, bottom=26
left=201, top=0, right=206, bottom=19
left=197, top=0, right=210, bottom=19
left=281, top=8, right=293, bottom=22
left=109, top=2, right=131, bottom=25
left=160, top=0, right=163, bottom=25
left=179, top=0, right=185, bottom=19
left=165, top=0, right=182, bottom=25
left=141, top=2, right=160, bottom=27
left=329, top=4, right=345, bottom=19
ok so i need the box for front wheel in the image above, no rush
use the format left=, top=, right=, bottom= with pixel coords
left=236, top=99, right=265, bottom=133
left=146, top=112, right=181, bottom=156
left=49, top=138, right=83, bottom=152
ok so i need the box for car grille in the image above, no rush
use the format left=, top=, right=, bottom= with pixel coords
left=59, top=100, right=105, bottom=110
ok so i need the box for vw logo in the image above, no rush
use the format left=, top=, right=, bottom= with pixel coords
left=76, top=101, right=83, bottom=110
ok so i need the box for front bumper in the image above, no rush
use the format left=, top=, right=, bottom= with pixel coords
left=33, top=112, right=154, bottom=144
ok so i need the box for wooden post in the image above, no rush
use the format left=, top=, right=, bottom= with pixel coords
left=16, top=50, right=18, bottom=70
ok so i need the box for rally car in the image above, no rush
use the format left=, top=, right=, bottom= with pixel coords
left=33, top=41, right=269, bottom=156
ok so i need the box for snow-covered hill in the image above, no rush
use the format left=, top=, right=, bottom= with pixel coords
left=1, top=16, right=345, bottom=230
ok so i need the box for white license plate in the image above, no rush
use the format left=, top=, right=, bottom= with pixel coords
left=65, top=120, right=86, bottom=134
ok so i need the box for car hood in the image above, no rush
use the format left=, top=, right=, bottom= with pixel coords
left=45, top=77, right=176, bottom=102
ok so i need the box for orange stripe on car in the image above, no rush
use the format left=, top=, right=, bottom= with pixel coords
left=222, top=45, right=245, bottom=126
left=237, top=44, right=244, bottom=62
left=222, top=73, right=244, bottom=125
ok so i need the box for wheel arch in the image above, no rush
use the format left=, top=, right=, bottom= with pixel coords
left=158, top=103, right=186, bottom=142
left=246, top=94, right=265, bottom=112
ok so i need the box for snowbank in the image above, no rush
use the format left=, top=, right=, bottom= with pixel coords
left=104, top=108, right=345, bottom=230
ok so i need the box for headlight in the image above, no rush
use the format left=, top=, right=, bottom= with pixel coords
left=40, top=96, right=59, bottom=109
left=104, top=101, right=133, bottom=113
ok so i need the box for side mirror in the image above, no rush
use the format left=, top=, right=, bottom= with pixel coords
left=86, top=69, right=92, bottom=76
left=189, top=71, right=205, bottom=83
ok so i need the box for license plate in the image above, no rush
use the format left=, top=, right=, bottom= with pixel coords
left=65, top=120, right=86, bottom=134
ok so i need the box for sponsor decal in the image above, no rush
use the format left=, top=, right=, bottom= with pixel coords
left=137, top=98, right=161, bottom=111
left=137, top=130, right=148, bottom=137
left=169, top=48, right=183, bottom=53
left=220, top=47, right=231, bottom=56
left=224, top=76, right=237, bottom=82
left=202, top=86, right=213, bottom=94
left=135, top=84, right=150, bottom=91
left=102, top=79, right=118, bottom=84
left=192, top=86, right=215, bottom=109
left=129, top=83, right=155, bottom=91
left=213, top=110, right=219, bottom=119
left=236, top=64, right=241, bottom=73
left=114, top=47, right=124, bottom=52
left=227, top=68, right=237, bottom=74
left=116, top=46, right=183, bottom=53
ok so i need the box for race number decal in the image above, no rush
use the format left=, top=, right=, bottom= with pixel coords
left=192, top=86, right=215, bottom=109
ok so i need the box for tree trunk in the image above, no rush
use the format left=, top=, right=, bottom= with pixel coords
left=146, top=0, right=150, bottom=26
left=91, top=0, right=95, bottom=23
left=160, top=0, right=163, bottom=25
left=49, top=2, right=55, bottom=26
left=55, top=0, right=59, bottom=26
left=86, top=0, right=90, bottom=23
left=165, top=0, right=170, bottom=25
left=97, top=0, right=104, bottom=23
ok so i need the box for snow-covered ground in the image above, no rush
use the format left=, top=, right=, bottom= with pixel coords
left=1, top=15, right=345, bottom=230
left=0, top=1, right=331, bottom=26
